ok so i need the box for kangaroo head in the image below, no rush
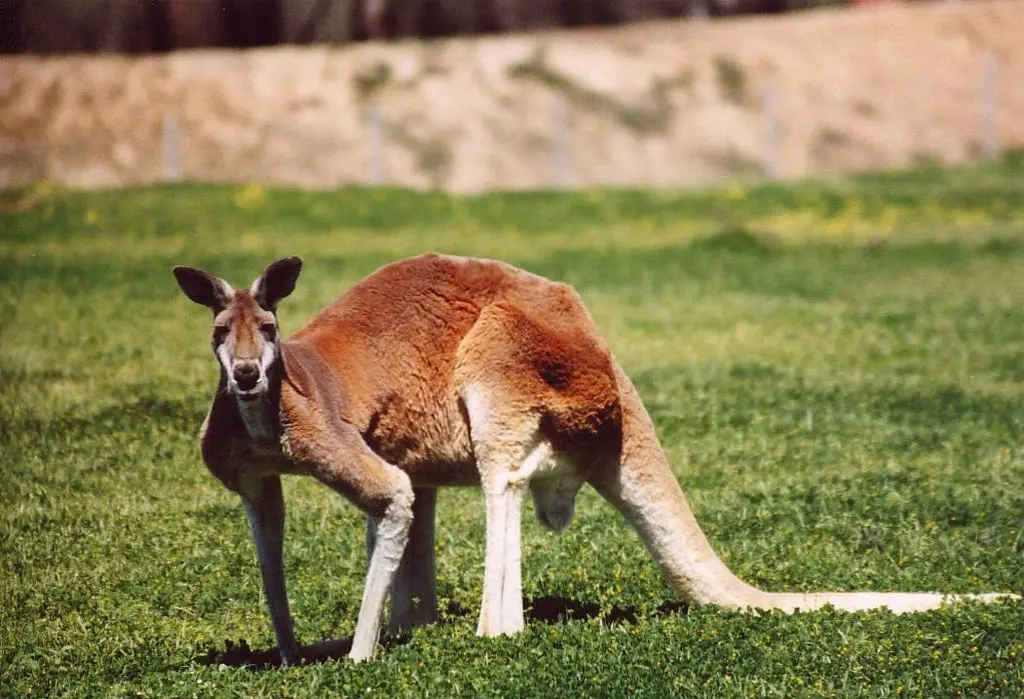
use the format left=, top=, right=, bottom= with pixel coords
left=173, top=257, right=303, bottom=401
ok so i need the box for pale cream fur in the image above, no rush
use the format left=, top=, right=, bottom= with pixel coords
left=173, top=253, right=1018, bottom=666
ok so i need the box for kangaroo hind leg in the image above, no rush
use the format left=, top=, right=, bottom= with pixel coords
left=461, top=382, right=553, bottom=638
left=456, top=299, right=613, bottom=635
left=389, top=487, right=438, bottom=633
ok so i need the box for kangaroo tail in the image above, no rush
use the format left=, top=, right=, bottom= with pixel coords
left=588, top=363, right=1019, bottom=614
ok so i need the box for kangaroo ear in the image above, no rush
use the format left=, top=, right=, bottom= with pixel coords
left=252, top=257, right=303, bottom=311
left=173, top=266, right=233, bottom=311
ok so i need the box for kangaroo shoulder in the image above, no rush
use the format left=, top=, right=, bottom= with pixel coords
left=278, top=339, right=361, bottom=451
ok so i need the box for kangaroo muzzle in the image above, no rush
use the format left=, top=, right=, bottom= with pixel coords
left=233, top=361, right=261, bottom=393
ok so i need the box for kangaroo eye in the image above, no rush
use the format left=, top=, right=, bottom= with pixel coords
left=260, top=323, right=277, bottom=341
left=212, top=326, right=229, bottom=345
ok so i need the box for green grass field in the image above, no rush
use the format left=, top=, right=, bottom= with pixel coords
left=3, top=155, right=1024, bottom=697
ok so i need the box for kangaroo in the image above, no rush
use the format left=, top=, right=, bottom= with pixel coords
left=173, top=253, right=1015, bottom=664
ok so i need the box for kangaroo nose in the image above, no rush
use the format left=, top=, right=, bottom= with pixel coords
left=233, top=362, right=260, bottom=391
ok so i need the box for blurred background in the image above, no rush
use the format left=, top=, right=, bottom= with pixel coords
left=2, top=0, right=1021, bottom=190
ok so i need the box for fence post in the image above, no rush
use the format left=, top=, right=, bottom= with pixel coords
left=763, top=78, right=780, bottom=179
left=982, top=53, right=997, bottom=158
left=367, top=100, right=384, bottom=185
left=553, top=92, right=571, bottom=188
left=163, top=115, right=180, bottom=182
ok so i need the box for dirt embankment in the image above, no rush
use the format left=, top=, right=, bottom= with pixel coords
left=2, top=0, right=1022, bottom=192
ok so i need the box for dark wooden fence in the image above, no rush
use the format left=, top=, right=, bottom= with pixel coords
left=2, top=0, right=817, bottom=54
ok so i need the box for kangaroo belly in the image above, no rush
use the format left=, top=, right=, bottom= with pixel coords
left=362, top=389, right=478, bottom=487
left=402, top=458, right=482, bottom=488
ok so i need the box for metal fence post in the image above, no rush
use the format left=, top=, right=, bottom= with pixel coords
left=982, top=53, right=997, bottom=158
left=763, top=78, right=780, bottom=179
left=367, top=101, right=384, bottom=185
left=163, top=115, right=180, bottom=182
left=553, top=92, right=571, bottom=188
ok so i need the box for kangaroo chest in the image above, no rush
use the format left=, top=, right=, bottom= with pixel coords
left=205, top=394, right=306, bottom=490
left=236, top=396, right=277, bottom=443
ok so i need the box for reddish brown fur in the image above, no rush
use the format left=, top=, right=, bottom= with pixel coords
left=281, top=253, right=621, bottom=486
left=199, top=253, right=622, bottom=508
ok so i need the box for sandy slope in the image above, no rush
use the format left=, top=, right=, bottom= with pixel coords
left=2, top=0, right=1022, bottom=191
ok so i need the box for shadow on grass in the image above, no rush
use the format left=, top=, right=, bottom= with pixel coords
left=196, top=596, right=691, bottom=670
left=525, top=595, right=689, bottom=625
left=196, top=637, right=349, bottom=670
left=196, top=637, right=361, bottom=670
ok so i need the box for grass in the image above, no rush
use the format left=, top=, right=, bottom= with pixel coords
left=3, top=153, right=1024, bottom=696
